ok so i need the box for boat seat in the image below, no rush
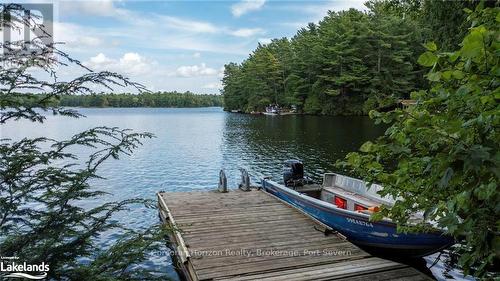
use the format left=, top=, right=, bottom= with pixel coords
left=322, top=186, right=384, bottom=208
left=294, top=184, right=322, bottom=192
left=322, top=186, right=426, bottom=223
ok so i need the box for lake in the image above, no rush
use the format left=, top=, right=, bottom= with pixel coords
left=1, top=107, right=466, bottom=280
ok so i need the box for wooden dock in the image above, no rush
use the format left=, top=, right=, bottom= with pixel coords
left=157, top=189, right=430, bottom=281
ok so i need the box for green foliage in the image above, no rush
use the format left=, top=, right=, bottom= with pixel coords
left=222, top=5, right=425, bottom=115
left=342, top=5, right=499, bottom=278
left=222, top=0, right=489, bottom=116
left=303, top=93, right=322, bottom=114
left=0, top=4, right=170, bottom=280
left=0, top=127, right=168, bottom=280
left=65, top=226, right=169, bottom=280
left=417, top=51, right=438, bottom=67
left=420, top=0, right=482, bottom=51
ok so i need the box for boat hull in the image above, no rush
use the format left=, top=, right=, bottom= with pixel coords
left=261, top=179, right=453, bottom=257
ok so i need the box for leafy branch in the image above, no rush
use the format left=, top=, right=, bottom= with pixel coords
left=340, top=4, right=499, bottom=278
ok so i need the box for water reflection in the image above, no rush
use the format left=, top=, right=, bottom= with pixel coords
left=5, top=108, right=467, bottom=280
left=222, top=113, right=386, bottom=183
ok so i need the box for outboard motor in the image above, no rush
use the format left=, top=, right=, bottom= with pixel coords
left=283, top=160, right=306, bottom=187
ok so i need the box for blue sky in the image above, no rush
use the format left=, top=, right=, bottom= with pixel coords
left=44, top=0, right=366, bottom=94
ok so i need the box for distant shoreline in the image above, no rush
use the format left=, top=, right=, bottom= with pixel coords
left=16, top=92, right=223, bottom=108
left=60, top=106, right=223, bottom=109
left=224, top=109, right=371, bottom=117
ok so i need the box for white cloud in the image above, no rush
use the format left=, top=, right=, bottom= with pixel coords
left=258, top=37, right=272, bottom=44
left=203, top=82, right=223, bottom=90
left=275, top=0, right=367, bottom=27
left=230, top=28, right=264, bottom=37
left=153, top=35, right=251, bottom=55
left=55, top=20, right=251, bottom=56
left=160, top=16, right=218, bottom=33
left=20, top=2, right=268, bottom=93
left=89, top=53, right=113, bottom=64
left=54, top=22, right=104, bottom=49
left=55, top=6, right=263, bottom=56
left=85, top=52, right=155, bottom=76
left=59, top=0, right=130, bottom=18
left=175, top=63, right=217, bottom=78
left=158, top=15, right=263, bottom=37
left=231, top=0, right=266, bottom=17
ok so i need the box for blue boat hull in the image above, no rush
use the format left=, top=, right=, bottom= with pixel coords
left=261, top=179, right=453, bottom=257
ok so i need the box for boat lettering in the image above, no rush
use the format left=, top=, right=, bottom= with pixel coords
left=346, top=217, right=373, bottom=227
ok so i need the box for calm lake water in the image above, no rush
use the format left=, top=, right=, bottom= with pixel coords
left=1, top=107, right=468, bottom=280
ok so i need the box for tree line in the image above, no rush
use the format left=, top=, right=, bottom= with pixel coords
left=15, top=92, right=223, bottom=108
left=222, top=0, right=480, bottom=115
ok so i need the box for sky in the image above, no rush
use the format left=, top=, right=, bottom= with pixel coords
left=15, top=0, right=368, bottom=94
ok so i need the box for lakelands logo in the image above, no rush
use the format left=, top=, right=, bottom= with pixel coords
left=0, top=256, right=49, bottom=280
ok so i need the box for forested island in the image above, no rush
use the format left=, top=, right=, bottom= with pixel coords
left=222, top=0, right=478, bottom=115
left=17, top=92, right=223, bottom=108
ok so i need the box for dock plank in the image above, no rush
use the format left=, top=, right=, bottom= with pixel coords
left=158, top=189, right=430, bottom=281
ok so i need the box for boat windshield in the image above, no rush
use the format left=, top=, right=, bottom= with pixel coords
left=322, top=173, right=395, bottom=206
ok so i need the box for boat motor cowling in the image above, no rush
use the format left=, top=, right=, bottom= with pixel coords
left=283, top=160, right=305, bottom=187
